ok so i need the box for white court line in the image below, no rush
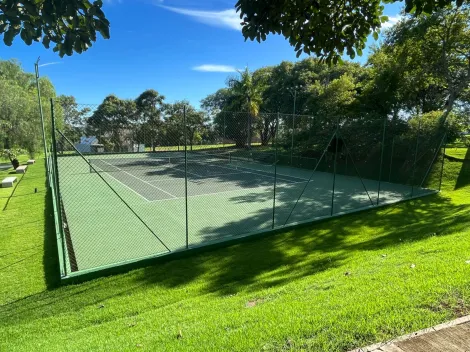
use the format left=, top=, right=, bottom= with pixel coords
left=95, top=166, right=152, bottom=202
left=143, top=165, right=307, bottom=184
left=144, top=170, right=267, bottom=184
left=201, top=162, right=309, bottom=183
left=147, top=180, right=308, bottom=203
left=99, top=159, right=178, bottom=199
left=95, top=159, right=313, bottom=203
left=146, top=171, right=240, bottom=183
left=171, top=166, right=206, bottom=178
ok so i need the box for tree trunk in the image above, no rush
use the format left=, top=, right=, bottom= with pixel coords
left=260, top=124, right=270, bottom=146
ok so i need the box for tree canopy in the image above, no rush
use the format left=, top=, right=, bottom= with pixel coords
left=0, top=0, right=110, bottom=56
left=200, top=6, right=470, bottom=151
left=0, top=59, right=60, bottom=157
left=235, top=0, right=468, bottom=63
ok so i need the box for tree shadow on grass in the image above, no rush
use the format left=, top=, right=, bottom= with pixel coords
left=43, top=184, right=61, bottom=289
left=187, top=191, right=470, bottom=296
left=143, top=159, right=465, bottom=294
left=1, top=163, right=467, bottom=328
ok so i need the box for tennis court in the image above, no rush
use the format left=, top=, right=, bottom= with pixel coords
left=56, top=151, right=436, bottom=274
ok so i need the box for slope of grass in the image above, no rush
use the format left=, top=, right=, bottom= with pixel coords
left=446, top=146, right=470, bottom=160
left=0, top=156, right=32, bottom=209
left=1, top=157, right=470, bottom=351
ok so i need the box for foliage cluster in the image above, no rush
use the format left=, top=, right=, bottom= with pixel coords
left=0, top=59, right=59, bottom=157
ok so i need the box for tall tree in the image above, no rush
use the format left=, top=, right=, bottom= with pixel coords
left=57, top=95, right=90, bottom=143
left=0, top=59, right=58, bottom=156
left=384, top=6, right=470, bottom=124
left=135, top=89, right=165, bottom=151
left=201, top=88, right=250, bottom=147
left=163, top=101, right=208, bottom=150
left=87, top=95, right=137, bottom=152
left=227, top=67, right=266, bottom=147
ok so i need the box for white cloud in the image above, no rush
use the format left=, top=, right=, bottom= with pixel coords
left=39, top=62, right=62, bottom=67
left=382, top=15, right=402, bottom=29
left=159, top=6, right=241, bottom=31
left=192, top=64, right=238, bottom=72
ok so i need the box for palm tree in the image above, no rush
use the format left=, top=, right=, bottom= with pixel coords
left=227, top=67, right=265, bottom=148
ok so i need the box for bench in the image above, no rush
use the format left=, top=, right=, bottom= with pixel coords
left=1, top=177, right=17, bottom=188
left=27, top=159, right=36, bottom=165
left=16, top=165, right=27, bottom=174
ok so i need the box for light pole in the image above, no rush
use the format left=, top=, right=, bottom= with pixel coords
left=287, top=85, right=304, bottom=165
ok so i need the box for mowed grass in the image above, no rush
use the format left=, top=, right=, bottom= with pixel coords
left=447, top=146, right=470, bottom=160
left=1, top=150, right=470, bottom=351
left=0, top=156, right=33, bottom=209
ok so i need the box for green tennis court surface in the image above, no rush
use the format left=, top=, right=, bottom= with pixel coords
left=57, top=152, right=436, bottom=274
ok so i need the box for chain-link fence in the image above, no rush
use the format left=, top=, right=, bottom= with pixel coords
left=47, top=101, right=447, bottom=277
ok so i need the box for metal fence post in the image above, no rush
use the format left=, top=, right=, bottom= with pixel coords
left=34, top=59, right=48, bottom=168
left=247, top=113, right=251, bottom=149
left=410, top=118, right=421, bottom=197
left=50, top=99, right=67, bottom=276
left=184, top=106, right=189, bottom=249
left=388, top=137, right=395, bottom=182
left=272, top=113, right=279, bottom=229
left=223, top=111, right=226, bottom=149
left=291, top=113, right=295, bottom=165
left=439, top=133, right=447, bottom=192
left=330, top=123, right=339, bottom=216
left=377, top=117, right=387, bottom=205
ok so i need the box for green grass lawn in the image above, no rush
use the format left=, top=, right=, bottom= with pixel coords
left=1, top=151, right=470, bottom=351
left=0, top=156, right=36, bottom=209
left=446, top=146, right=470, bottom=160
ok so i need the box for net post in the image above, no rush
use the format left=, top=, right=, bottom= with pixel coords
left=439, top=133, right=447, bottom=192
left=330, top=122, right=339, bottom=216
left=377, top=117, right=387, bottom=205
left=410, top=117, right=421, bottom=197
left=184, top=105, right=189, bottom=249
left=272, top=113, right=279, bottom=229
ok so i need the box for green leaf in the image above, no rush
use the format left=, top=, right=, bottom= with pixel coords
left=94, top=19, right=110, bottom=39
left=73, top=37, right=83, bottom=54
left=20, top=28, right=33, bottom=45
left=64, top=32, right=74, bottom=56
left=373, top=31, right=379, bottom=41
left=42, top=35, right=50, bottom=49
left=3, top=27, right=16, bottom=46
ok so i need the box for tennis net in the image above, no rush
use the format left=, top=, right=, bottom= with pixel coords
left=89, top=152, right=236, bottom=173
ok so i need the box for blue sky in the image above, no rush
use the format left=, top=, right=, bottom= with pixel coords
left=0, top=0, right=402, bottom=108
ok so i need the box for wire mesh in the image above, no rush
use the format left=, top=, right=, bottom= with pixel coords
left=188, top=115, right=278, bottom=245
left=50, top=102, right=445, bottom=277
